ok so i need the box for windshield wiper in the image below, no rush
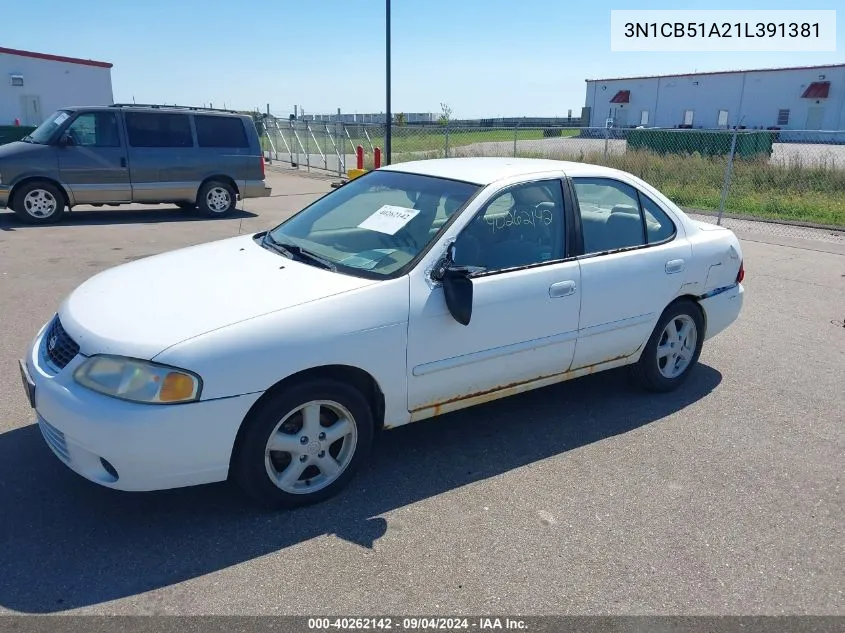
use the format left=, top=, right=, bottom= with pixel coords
left=262, top=233, right=337, bottom=271
left=20, top=135, right=33, bottom=143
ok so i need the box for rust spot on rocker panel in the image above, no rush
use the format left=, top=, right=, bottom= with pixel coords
left=410, top=353, right=630, bottom=414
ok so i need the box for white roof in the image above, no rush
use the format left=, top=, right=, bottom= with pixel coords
left=379, top=157, right=622, bottom=186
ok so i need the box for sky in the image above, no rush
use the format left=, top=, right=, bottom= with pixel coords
left=3, top=0, right=843, bottom=119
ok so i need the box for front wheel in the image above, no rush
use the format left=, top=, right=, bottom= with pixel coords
left=631, top=299, right=705, bottom=392
left=197, top=180, right=237, bottom=217
left=12, top=181, right=66, bottom=224
left=232, top=380, right=374, bottom=509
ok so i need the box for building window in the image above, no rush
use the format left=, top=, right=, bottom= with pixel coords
left=717, top=110, right=729, bottom=127
left=10, top=74, right=24, bottom=87
left=640, top=110, right=649, bottom=126
left=683, top=110, right=695, bottom=126
left=777, top=109, right=790, bottom=126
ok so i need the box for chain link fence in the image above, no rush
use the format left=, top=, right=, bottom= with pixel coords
left=262, top=119, right=845, bottom=228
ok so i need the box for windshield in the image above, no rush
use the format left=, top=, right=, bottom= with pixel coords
left=25, top=110, right=72, bottom=144
left=266, top=170, right=480, bottom=277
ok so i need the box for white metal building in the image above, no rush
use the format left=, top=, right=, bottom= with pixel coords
left=0, top=47, right=114, bottom=127
left=584, top=63, right=845, bottom=131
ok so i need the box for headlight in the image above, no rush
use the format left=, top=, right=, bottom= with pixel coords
left=73, top=355, right=202, bottom=404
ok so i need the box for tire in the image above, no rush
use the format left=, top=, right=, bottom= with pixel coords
left=232, top=379, right=374, bottom=509
left=631, top=299, right=705, bottom=393
left=197, top=180, right=236, bottom=217
left=12, top=181, right=66, bottom=224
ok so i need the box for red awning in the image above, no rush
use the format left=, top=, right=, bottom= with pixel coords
left=610, top=90, right=630, bottom=103
left=801, top=81, right=830, bottom=98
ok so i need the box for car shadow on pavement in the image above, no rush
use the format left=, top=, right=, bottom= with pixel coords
left=0, top=364, right=721, bottom=613
left=0, top=207, right=257, bottom=228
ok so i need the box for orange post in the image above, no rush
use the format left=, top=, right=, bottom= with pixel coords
left=374, top=147, right=382, bottom=169
left=356, top=145, right=364, bottom=170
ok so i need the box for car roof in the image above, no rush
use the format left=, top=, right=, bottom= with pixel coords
left=60, top=105, right=245, bottom=116
left=379, top=157, right=627, bottom=186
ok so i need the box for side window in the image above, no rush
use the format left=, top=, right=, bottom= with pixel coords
left=64, top=113, right=120, bottom=147
left=572, top=178, right=645, bottom=254
left=125, top=112, right=193, bottom=148
left=453, top=180, right=566, bottom=272
left=195, top=115, right=249, bottom=148
left=639, top=193, right=676, bottom=243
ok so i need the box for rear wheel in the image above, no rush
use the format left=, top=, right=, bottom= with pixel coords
left=632, top=299, right=704, bottom=392
left=197, top=180, right=236, bottom=217
left=12, top=181, right=66, bottom=224
left=232, top=379, right=374, bottom=509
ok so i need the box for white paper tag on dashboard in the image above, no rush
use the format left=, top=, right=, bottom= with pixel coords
left=358, top=205, right=420, bottom=235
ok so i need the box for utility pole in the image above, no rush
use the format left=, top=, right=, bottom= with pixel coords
left=385, top=0, right=392, bottom=165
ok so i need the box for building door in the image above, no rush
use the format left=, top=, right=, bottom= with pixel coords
left=19, top=95, right=42, bottom=126
left=615, top=108, right=628, bottom=127
left=805, top=107, right=825, bottom=130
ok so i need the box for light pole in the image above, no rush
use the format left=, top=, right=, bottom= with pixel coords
left=385, top=0, right=392, bottom=165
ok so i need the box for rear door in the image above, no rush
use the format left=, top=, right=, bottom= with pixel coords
left=57, top=110, right=131, bottom=204
left=570, top=176, right=692, bottom=370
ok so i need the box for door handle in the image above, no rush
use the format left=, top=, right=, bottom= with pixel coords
left=549, top=280, right=576, bottom=298
left=665, top=259, right=685, bottom=274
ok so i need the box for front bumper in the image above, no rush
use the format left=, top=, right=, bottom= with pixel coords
left=23, top=320, right=262, bottom=492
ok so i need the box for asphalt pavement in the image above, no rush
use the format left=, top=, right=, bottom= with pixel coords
left=0, top=168, right=842, bottom=615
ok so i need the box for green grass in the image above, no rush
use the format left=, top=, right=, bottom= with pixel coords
left=263, top=125, right=845, bottom=227
left=391, top=146, right=845, bottom=227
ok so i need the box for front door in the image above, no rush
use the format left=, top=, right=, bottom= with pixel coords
left=19, top=95, right=42, bottom=126
left=406, top=178, right=581, bottom=415
left=57, top=111, right=131, bottom=204
left=569, top=176, right=693, bottom=369
left=805, top=106, right=825, bottom=130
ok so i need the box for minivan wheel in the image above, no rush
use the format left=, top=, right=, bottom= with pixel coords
left=12, top=181, right=66, bottom=224
left=631, top=299, right=705, bottom=392
left=232, top=379, right=374, bottom=509
left=197, top=180, right=236, bottom=217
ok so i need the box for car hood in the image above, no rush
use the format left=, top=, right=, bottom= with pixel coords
left=59, top=234, right=379, bottom=359
left=0, top=140, right=49, bottom=160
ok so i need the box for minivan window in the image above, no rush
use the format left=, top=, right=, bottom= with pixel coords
left=64, top=112, right=121, bottom=147
left=125, top=112, right=193, bottom=148
left=195, top=115, right=249, bottom=148
left=25, top=110, right=71, bottom=144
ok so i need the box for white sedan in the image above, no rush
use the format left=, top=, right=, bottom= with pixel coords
left=19, top=158, right=745, bottom=508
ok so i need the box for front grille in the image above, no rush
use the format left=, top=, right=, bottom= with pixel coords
left=43, top=317, right=80, bottom=370
left=38, top=417, right=70, bottom=463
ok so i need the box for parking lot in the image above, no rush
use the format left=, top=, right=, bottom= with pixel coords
left=0, top=168, right=842, bottom=615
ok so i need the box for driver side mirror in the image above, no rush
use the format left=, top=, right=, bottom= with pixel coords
left=433, top=241, right=480, bottom=327
left=57, top=134, right=74, bottom=147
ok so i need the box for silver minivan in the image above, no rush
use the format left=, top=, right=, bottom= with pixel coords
left=0, top=104, right=271, bottom=224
